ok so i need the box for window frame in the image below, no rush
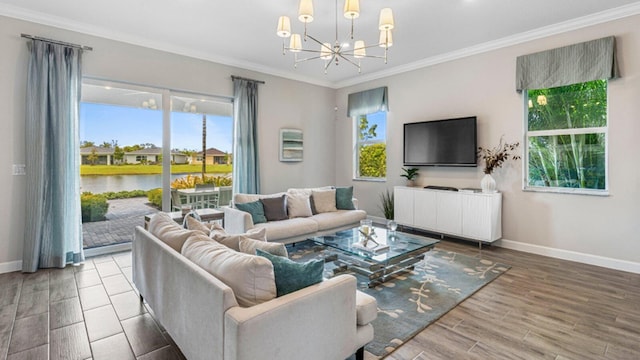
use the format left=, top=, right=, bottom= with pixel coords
left=523, top=85, right=609, bottom=196
left=353, top=111, right=387, bottom=182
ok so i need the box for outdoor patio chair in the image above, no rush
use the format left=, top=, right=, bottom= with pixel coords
left=217, top=186, right=233, bottom=208
left=170, top=188, right=186, bottom=212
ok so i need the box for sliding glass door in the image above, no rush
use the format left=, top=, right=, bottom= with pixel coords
left=79, top=80, right=232, bottom=252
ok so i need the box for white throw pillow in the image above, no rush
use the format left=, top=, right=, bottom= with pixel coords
left=239, top=238, right=288, bottom=257
left=148, top=212, right=199, bottom=252
left=286, top=191, right=313, bottom=218
left=182, top=234, right=276, bottom=307
left=312, top=189, right=337, bottom=213
left=210, top=227, right=267, bottom=251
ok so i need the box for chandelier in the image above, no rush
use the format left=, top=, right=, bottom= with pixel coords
left=276, top=0, right=395, bottom=73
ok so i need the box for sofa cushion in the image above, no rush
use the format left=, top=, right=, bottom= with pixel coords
left=235, top=200, right=267, bottom=225
left=182, top=234, right=276, bottom=307
left=210, top=227, right=267, bottom=251
left=234, top=192, right=287, bottom=205
left=239, top=238, right=288, bottom=257
left=311, top=210, right=367, bottom=231
left=312, top=188, right=337, bottom=213
left=148, top=212, right=199, bottom=252
left=286, top=191, right=313, bottom=218
left=260, top=195, right=288, bottom=221
left=335, top=186, right=356, bottom=210
left=256, top=249, right=324, bottom=297
left=185, top=216, right=211, bottom=235
left=253, top=217, right=318, bottom=241
left=287, top=187, right=333, bottom=215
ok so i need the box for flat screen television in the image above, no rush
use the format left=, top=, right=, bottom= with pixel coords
left=403, top=116, right=477, bottom=167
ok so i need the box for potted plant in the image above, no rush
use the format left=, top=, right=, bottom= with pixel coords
left=379, top=189, right=398, bottom=233
left=401, top=167, right=419, bottom=187
left=477, top=138, right=520, bottom=193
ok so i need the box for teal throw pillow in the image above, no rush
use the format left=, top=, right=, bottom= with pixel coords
left=256, top=249, right=324, bottom=297
left=335, top=186, right=355, bottom=210
left=235, top=200, right=267, bottom=224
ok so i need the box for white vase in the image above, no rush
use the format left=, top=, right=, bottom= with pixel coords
left=481, top=173, right=497, bottom=193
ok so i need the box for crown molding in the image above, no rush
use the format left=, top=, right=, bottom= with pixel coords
left=2, top=2, right=639, bottom=90
left=0, top=3, right=334, bottom=88
left=333, top=2, right=640, bottom=89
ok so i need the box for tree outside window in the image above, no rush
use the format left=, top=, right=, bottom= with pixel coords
left=525, top=79, right=607, bottom=193
left=355, top=111, right=386, bottom=179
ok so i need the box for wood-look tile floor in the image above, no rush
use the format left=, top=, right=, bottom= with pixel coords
left=1, top=239, right=639, bottom=360
left=0, top=252, right=186, bottom=360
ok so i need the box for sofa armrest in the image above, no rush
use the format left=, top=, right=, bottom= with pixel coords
left=223, top=206, right=254, bottom=234
left=224, top=274, right=359, bottom=360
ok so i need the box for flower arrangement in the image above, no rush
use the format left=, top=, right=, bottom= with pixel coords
left=477, top=138, right=521, bottom=174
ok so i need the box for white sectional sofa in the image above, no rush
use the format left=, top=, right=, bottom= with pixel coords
left=132, top=212, right=377, bottom=360
left=224, top=187, right=367, bottom=244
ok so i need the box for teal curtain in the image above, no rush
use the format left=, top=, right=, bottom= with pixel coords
left=347, top=86, right=388, bottom=117
left=232, top=78, right=260, bottom=194
left=23, top=40, right=84, bottom=272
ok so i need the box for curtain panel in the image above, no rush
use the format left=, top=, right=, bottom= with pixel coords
left=515, top=36, right=619, bottom=92
left=347, top=86, right=388, bottom=117
left=232, top=78, right=260, bottom=194
left=23, top=40, right=85, bottom=272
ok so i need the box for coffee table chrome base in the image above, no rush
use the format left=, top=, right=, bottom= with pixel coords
left=327, top=250, right=428, bottom=288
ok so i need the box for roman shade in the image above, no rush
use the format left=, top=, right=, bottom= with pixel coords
left=516, top=36, right=619, bottom=92
left=347, top=86, right=388, bottom=117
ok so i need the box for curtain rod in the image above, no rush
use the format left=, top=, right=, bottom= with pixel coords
left=21, top=34, right=93, bottom=51
left=231, top=75, right=265, bottom=84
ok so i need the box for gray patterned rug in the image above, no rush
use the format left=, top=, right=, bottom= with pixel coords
left=287, top=241, right=510, bottom=358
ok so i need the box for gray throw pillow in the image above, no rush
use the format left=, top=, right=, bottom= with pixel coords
left=260, top=195, right=288, bottom=221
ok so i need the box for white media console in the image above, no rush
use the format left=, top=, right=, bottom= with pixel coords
left=394, top=186, right=502, bottom=247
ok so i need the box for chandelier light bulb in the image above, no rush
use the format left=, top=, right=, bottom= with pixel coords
left=320, top=42, right=332, bottom=60
left=378, top=8, right=395, bottom=30
left=354, top=40, right=366, bottom=58
left=379, top=30, right=393, bottom=47
left=298, top=0, right=314, bottom=23
left=343, top=0, right=360, bottom=19
left=276, top=16, right=292, bottom=38
left=289, top=34, right=302, bottom=52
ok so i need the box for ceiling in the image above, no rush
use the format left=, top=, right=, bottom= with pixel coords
left=1, top=0, right=639, bottom=88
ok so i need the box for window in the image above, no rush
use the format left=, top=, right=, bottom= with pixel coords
left=525, top=79, right=608, bottom=194
left=354, top=111, right=386, bottom=180
left=136, top=155, right=147, bottom=163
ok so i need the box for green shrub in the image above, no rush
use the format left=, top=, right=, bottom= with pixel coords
left=170, top=174, right=232, bottom=189
left=101, top=190, right=148, bottom=200
left=147, top=188, right=163, bottom=208
left=81, top=192, right=109, bottom=222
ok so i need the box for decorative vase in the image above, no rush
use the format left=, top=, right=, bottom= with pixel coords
left=481, top=173, right=497, bottom=193
left=406, top=180, right=415, bottom=187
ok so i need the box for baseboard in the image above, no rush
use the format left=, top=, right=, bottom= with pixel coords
left=0, top=260, right=22, bottom=274
left=497, top=239, right=640, bottom=274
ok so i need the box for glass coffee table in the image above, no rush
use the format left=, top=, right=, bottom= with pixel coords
left=310, top=225, right=439, bottom=287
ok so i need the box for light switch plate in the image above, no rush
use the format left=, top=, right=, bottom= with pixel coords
left=12, top=164, right=26, bottom=175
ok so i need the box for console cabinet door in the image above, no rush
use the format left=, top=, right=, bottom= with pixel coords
left=394, top=187, right=414, bottom=226
left=462, top=194, right=502, bottom=241
left=436, top=192, right=462, bottom=235
left=413, top=190, right=437, bottom=230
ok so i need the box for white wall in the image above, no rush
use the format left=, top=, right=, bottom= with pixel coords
left=0, top=16, right=336, bottom=269
left=335, top=15, right=640, bottom=268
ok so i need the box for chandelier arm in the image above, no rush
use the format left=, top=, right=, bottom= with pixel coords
left=295, top=54, right=330, bottom=63
left=336, top=53, right=361, bottom=68
left=304, top=34, right=327, bottom=48
left=284, top=48, right=324, bottom=54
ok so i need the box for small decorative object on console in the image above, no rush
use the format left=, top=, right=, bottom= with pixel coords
left=477, top=137, right=520, bottom=193
left=401, top=167, right=419, bottom=187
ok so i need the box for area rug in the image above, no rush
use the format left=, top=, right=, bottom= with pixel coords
left=286, top=241, right=510, bottom=359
